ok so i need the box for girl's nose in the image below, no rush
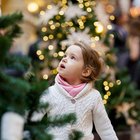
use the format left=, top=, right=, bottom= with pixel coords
left=62, top=57, right=67, bottom=62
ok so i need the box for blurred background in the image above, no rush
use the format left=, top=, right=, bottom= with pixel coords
left=0, top=0, right=140, bottom=140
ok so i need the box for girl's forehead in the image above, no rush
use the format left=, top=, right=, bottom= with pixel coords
left=66, top=45, right=82, bottom=52
left=65, top=45, right=83, bottom=57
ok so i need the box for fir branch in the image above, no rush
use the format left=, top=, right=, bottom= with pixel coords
left=41, top=113, right=76, bottom=127
left=0, top=36, right=12, bottom=64
left=6, top=24, right=22, bottom=39
left=0, top=72, right=31, bottom=115
left=5, top=54, right=31, bottom=73
left=69, top=130, right=83, bottom=140
left=0, top=12, right=23, bottom=28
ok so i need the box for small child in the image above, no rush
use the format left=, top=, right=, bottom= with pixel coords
left=40, top=41, right=118, bottom=140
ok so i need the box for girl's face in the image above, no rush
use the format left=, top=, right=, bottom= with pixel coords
left=57, top=45, right=85, bottom=85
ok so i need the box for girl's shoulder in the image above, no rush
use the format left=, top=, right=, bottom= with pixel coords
left=89, top=88, right=102, bottom=99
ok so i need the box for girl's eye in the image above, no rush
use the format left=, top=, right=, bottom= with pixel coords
left=71, top=56, right=76, bottom=60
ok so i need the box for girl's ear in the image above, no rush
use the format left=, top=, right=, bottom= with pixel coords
left=82, top=67, right=92, bottom=77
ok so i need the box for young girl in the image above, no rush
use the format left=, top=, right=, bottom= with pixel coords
left=40, top=41, right=118, bottom=140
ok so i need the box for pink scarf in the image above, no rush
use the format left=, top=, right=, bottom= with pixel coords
left=56, top=74, right=86, bottom=97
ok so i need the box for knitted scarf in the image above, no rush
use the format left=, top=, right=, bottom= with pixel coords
left=56, top=74, right=86, bottom=97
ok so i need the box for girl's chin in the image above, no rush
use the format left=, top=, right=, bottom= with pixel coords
left=59, top=75, right=67, bottom=81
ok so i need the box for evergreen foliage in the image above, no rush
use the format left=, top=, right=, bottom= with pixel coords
left=0, top=12, right=80, bottom=140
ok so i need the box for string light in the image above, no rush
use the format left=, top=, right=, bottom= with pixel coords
left=87, top=7, right=92, bottom=12
left=109, top=15, right=115, bottom=21
left=79, top=4, right=84, bottom=8
left=50, top=25, right=56, bottom=30
left=39, top=55, right=44, bottom=60
left=58, top=51, right=64, bottom=57
left=43, top=74, right=48, bottom=80
left=55, top=15, right=61, bottom=20
left=51, top=69, right=58, bottom=74
left=36, top=50, right=42, bottom=55
left=55, top=22, right=60, bottom=27
left=116, top=80, right=121, bottom=85
left=103, top=81, right=108, bottom=86
left=107, top=91, right=111, bottom=96
left=27, top=2, right=39, bottom=13
left=109, top=82, right=114, bottom=87
left=53, top=53, right=58, bottom=57
left=59, top=10, right=64, bottom=15
left=48, top=45, right=54, bottom=50
left=48, top=34, right=54, bottom=39
left=104, top=86, right=109, bottom=91
left=103, top=99, right=107, bottom=104
left=107, top=24, right=112, bottom=30
left=43, top=36, right=48, bottom=41
left=47, top=5, right=52, bottom=10
left=85, top=2, right=90, bottom=7
left=94, top=36, right=100, bottom=41
left=48, top=20, right=53, bottom=25
left=104, top=94, right=109, bottom=100
left=40, top=10, right=45, bottom=15
left=41, top=27, right=47, bottom=32
left=57, top=33, right=63, bottom=39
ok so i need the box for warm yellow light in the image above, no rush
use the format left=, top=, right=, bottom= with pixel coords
left=48, top=20, right=53, bottom=25
left=56, top=22, right=60, bottom=27
left=68, top=21, right=73, bottom=27
left=104, top=95, right=109, bottom=100
left=85, top=2, right=90, bottom=7
left=50, top=25, right=56, bottom=30
left=109, top=15, right=115, bottom=21
left=106, top=5, right=114, bottom=14
left=58, top=51, right=64, bottom=57
left=48, top=45, right=54, bottom=50
left=109, top=82, right=114, bottom=87
left=57, top=33, right=62, bottom=38
left=43, top=74, right=48, bottom=80
left=107, top=91, right=111, bottom=96
left=107, top=24, right=112, bottom=30
left=95, top=22, right=104, bottom=33
left=39, top=55, right=44, bottom=60
left=59, top=10, right=64, bottom=15
left=87, top=7, right=92, bottom=12
left=110, top=34, right=114, bottom=38
left=79, top=25, right=84, bottom=29
left=41, top=27, right=47, bottom=32
left=49, top=34, right=54, bottom=39
left=36, top=50, right=42, bottom=55
left=78, top=0, right=83, bottom=3
left=103, top=81, right=108, bottom=86
left=53, top=53, right=58, bottom=57
left=116, top=80, right=121, bottom=85
left=94, top=36, right=99, bottom=41
left=56, top=15, right=61, bottom=20
left=103, top=99, right=107, bottom=104
left=43, top=36, right=48, bottom=41
left=70, top=27, right=76, bottom=32
left=130, top=7, right=140, bottom=18
left=104, top=86, right=109, bottom=91
left=47, top=5, right=52, bottom=10
left=40, top=10, right=45, bottom=15
left=79, top=4, right=84, bottom=8
left=27, top=2, right=39, bottom=13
